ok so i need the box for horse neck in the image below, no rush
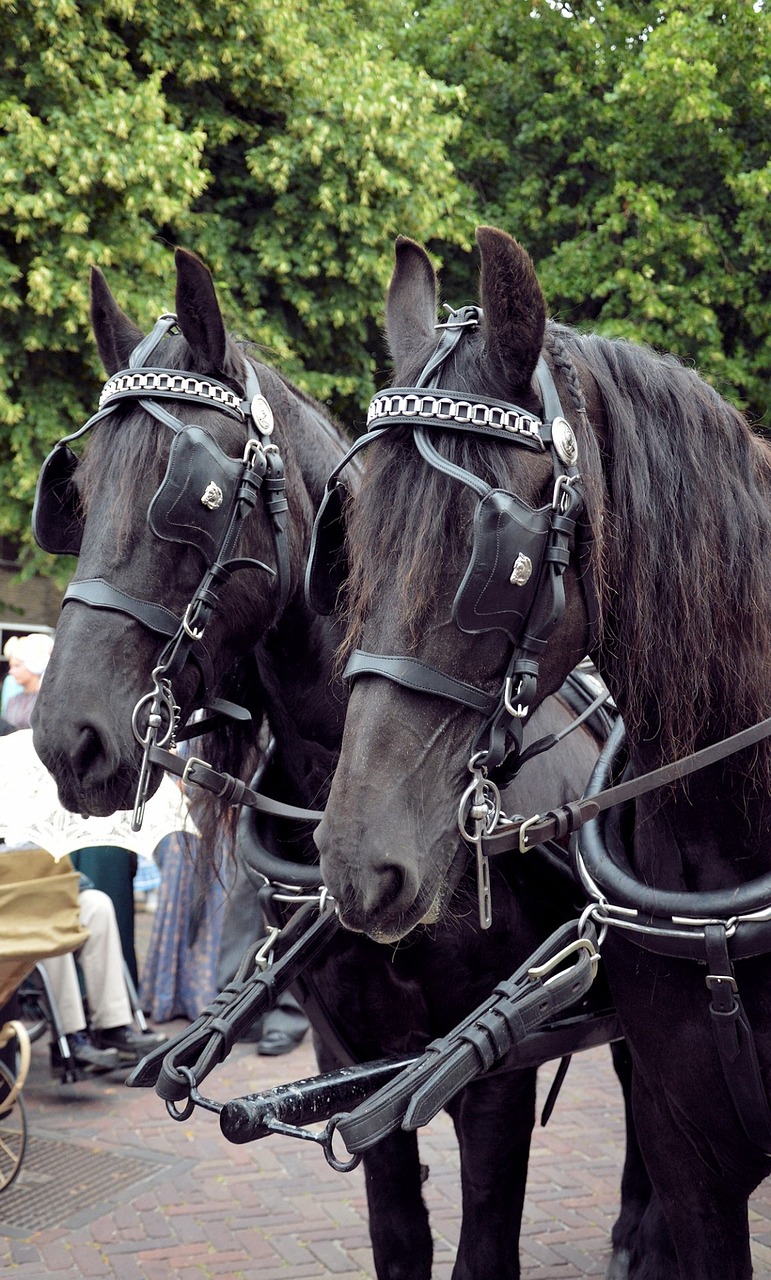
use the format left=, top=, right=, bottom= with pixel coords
left=247, top=374, right=349, bottom=807
left=254, top=593, right=345, bottom=808
left=573, top=332, right=771, bottom=765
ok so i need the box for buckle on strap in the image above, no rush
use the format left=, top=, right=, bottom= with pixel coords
left=504, top=675, right=531, bottom=719
left=181, top=755, right=211, bottom=788
left=528, top=935, right=599, bottom=985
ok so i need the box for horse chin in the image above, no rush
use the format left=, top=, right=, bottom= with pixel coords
left=46, top=753, right=151, bottom=819
left=336, top=844, right=469, bottom=944
left=334, top=879, right=437, bottom=944
left=57, top=776, right=139, bottom=818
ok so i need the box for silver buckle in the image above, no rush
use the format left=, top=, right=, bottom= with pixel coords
left=181, top=755, right=210, bottom=788
left=528, top=936, right=599, bottom=985
left=182, top=602, right=205, bottom=641
left=504, top=676, right=529, bottom=719
left=518, top=813, right=542, bottom=854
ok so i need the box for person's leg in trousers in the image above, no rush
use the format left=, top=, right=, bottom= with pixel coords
left=77, top=889, right=166, bottom=1063
left=39, top=951, right=122, bottom=1074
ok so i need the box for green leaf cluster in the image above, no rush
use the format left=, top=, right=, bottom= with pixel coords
left=405, top=0, right=769, bottom=419
left=0, top=0, right=469, bottom=575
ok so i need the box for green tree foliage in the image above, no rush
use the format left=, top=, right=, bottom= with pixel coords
left=403, top=0, right=769, bottom=419
left=1, top=0, right=768, bottom=580
left=0, top=0, right=467, bottom=573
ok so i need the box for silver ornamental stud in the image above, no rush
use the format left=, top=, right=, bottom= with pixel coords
left=251, top=393, right=274, bottom=435
left=551, top=416, right=578, bottom=466
left=201, top=482, right=224, bottom=511
left=510, top=552, right=532, bottom=587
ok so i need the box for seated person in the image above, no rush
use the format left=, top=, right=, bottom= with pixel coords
left=42, top=883, right=165, bottom=1074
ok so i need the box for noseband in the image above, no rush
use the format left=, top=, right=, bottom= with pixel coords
left=33, top=313, right=292, bottom=827
left=307, top=307, right=596, bottom=926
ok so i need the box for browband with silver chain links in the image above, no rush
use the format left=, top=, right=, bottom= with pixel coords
left=99, top=368, right=246, bottom=416
left=367, top=387, right=546, bottom=449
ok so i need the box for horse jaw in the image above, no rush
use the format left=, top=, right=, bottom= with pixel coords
left=31, top=602, right=186, bottom=816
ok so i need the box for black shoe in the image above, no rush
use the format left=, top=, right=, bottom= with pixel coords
left=256, top=1029, right=305, bottom=1057
left=50, top=1032, right=120, bottom=1076
left=91, top=1026, right=167, bottom=1065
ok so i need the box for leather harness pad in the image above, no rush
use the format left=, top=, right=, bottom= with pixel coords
left=148, top=425, right=243, bottom=563
left=306, top=480, right=348, bottom=616
left=32, top=441, right=82, bottom=557
left=453, top=489, right=551, bottom=642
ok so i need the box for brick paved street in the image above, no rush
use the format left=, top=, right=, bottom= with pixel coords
left=3, top=933, right=771, bottom=1277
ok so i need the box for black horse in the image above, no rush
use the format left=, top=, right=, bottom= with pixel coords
left=316, top=227, right=771, bottom=1278
left=31, top=248, right=641, bottom=1280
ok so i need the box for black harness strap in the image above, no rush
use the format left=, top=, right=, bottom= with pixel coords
left=335, top=920, right=599, bottom=1153
left=62, top=577, right=218, bottom=694
left=571, top=724, right=771, bottom=1157
left=127, top=902, right=338, bottom=1102
left=148, top=743, right=324, bottom=823
left=490, top=710, right=771, bottom=859
left=343, top=651, right=498, bottom=717
left=704, top=925, right=771, bottom=1153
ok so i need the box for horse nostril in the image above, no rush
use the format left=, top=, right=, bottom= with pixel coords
left=362, top=863, right=406, bottom=916
left=71, top=722, right=109, bottom=779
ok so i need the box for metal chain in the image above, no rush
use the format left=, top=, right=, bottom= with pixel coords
left=367, top=390, right=543, bottom=444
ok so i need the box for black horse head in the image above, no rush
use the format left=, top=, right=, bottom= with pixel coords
left=315, top=229, right=597, bottom=940
left=33, top=249, right=349, bottom=822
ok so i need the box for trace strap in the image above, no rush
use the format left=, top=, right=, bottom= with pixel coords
left=490, top=711, right=771, bottom=857
left=335, top=919, right=599, bottom=1153
left=127, top=901, right=338, bottom=1102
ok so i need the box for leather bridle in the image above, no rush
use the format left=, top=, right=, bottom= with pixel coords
left=33, top=313, right=293, bottom=827
left=307, top=306, right=596, bottom=925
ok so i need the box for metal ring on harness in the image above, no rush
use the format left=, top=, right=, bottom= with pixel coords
left=131, top=684, right=177, bottom=750
left=321, top=1116, right=363, bottom=1173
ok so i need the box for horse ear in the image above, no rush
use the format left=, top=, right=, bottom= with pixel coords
left=385, top=236, right=438, bottom=381
left=89, top=268, right=145, bottom=375
left=174, top=248, right=228, bottom=372
left=476, top=226, right=546, bottom=392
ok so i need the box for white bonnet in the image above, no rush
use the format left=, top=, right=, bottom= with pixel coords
left=6, top=632, right=53, bottom=676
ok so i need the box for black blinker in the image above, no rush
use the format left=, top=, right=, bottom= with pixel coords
left=32, top=441, right=83, bottom=557
left=453, top=489, right=551, bottom=642
left=148, top=425, right=243, bottom=563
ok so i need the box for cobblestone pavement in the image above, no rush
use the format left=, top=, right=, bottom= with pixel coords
left=3, top=1028, right=771, bottom=1280
left=4, top=926, right=771, bottom=1280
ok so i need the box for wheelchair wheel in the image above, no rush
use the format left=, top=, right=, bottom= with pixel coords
left=0, top=1023, right=29, bottom=1192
